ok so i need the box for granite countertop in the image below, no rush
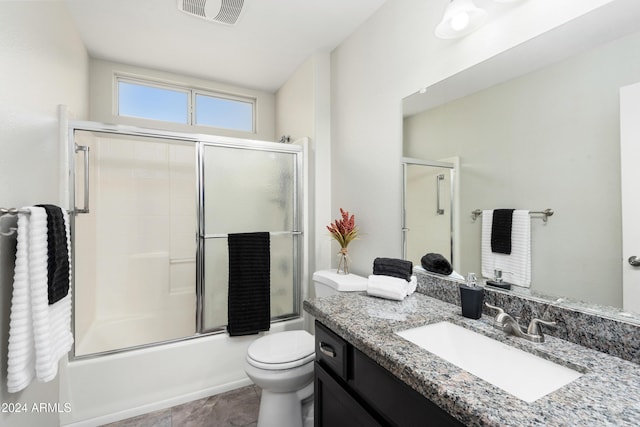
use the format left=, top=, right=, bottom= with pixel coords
left=304, top=292, right=640, bottom=426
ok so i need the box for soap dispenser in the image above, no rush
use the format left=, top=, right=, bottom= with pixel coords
left=485, top=269, right=512, bottom=290
left=459, top=273, right=484, bottom=319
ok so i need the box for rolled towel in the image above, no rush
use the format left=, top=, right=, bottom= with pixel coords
left=367, top=275, right=417, bottom=301
left=372, top=258, right=413, bottom=281
left=420, top=253, right=453, bottom=276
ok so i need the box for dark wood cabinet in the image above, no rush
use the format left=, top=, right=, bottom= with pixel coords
left=314, top=321, right=465, bottom=427
left=315, top=362, right=383, bottom=427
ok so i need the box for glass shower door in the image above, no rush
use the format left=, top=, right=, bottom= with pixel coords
left=402, top=160, right=454, bottom=267
left=73, top=130, right=197, bottom=356
left=200, top=142, right=301, bottom=332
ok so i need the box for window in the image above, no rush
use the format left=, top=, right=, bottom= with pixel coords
left=118, top=80, right=189, bottom=124
left=116, top=77, right=256, bottom=133
left=195, top=93, right=254, bottom=132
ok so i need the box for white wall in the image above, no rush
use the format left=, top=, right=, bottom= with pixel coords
left=0, top=2, right=89, bottom=427
left=329, top=0, right=619, bottom=277
left=276, top=53, right=333, bottom=305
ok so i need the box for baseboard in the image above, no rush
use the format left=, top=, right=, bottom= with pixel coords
left=61, top=377, right=253, bottom=427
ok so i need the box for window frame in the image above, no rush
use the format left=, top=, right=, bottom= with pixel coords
left=115, top=75, right=257, bottom=133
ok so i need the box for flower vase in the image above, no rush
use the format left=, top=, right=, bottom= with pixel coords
left=337, top=248, right=350, bottom=275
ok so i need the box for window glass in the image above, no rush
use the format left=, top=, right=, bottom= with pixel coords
left=118, top=81, right=189, bottom=124
left=195, top=93, right=254, bottom=132
left=116, top=78, right=256, bottom=133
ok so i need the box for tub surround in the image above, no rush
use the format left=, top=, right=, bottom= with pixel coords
left=417, top=270, right=640, bottom=364
left=304, top=285, right=640, bottom=425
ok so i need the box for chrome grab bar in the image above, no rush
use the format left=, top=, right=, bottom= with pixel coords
left=75, top=144, right=90, bottom=214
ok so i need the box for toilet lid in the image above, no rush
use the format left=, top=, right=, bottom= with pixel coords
left=247, top=331, right=315, bottom=370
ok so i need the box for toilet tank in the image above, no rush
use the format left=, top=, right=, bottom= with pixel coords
left=312, top=269, right=368, bottom=298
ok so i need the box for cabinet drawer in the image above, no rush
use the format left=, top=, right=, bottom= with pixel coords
left=315, top=321, right=348, bottom=381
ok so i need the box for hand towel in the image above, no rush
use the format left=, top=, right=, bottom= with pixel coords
left=367, top=275, right=417, bottom=301
left=481, top=210, right=531, bottom=287
left=7, top=207, right=74, bottom=393
left=36, top=204, right=70, bottom=304
left=491, top=209, right=515, bottom=254
left=372, top=258, right=413, bottom=281
left=227, top=232, right=271, bottom=336
left=420, top=253, right=453, bottom=275
left=414, top=265, right=465, bottom=281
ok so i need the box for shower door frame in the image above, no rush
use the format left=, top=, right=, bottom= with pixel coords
left=401, top=157, right=456, bottom=268
left=196, top=139, right=304, bottom=333
left=68, top=121, right=304, bottom=359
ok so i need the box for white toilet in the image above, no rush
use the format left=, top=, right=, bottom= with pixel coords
left=244, top=269, right=368, bottom=427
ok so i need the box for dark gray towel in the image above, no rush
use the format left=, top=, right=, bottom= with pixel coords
left=227, top=232, right=271, bottom=336
left=421, top=253, right=453, bottom=276
left=372, top=257, right=413, bottom=281
left=491, top=209, right=515, bottom=255
left=36, top=204, right=69, bottom=305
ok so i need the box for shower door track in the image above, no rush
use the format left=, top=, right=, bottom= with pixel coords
left=68, top=121, right=304, bottom=360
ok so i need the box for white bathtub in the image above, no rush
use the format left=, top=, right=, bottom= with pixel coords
left=60, top=317, right=305, bottom=426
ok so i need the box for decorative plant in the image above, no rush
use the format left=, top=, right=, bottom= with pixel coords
left=327, top=208, right=359, bottom=274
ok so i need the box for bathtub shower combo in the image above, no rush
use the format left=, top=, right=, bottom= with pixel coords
left=69, top=123, right=304, bottom=358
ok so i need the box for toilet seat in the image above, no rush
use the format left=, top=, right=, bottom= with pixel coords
left=247, top=330, right=315, bottom=370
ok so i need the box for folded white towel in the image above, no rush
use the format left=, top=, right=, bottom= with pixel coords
left=414, top=265, right=465, bottom=281
left=367, top=275, right=417, bottom=301
left=7, top=207, right=73, bottom=393
left=481, top=209, right=531, bottom=287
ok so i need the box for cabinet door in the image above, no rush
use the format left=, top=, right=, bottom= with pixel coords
left=352, top=348, right=465, bottom=427
left=314, top=362, right=384, bottom=427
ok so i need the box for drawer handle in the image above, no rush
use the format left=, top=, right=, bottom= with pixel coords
left=319, top=342, right=336, bottom=358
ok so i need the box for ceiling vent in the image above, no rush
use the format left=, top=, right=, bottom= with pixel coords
left=178, top=0, right=245, bottom=26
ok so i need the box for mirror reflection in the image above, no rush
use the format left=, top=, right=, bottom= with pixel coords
left=402, top=158, right=457, bottom=270
left=403, top=29, right=640, bottom=318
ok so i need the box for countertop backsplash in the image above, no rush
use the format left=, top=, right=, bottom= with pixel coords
left=416, top=270, right=640, bottom=364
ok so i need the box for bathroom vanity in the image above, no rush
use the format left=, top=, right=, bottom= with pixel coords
left=314, top=321, right=463, bottom=426
left=304, top=285, right=640, bottom=426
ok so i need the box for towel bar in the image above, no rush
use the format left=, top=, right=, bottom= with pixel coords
left=1, top=208, right=30, bottom=215
left=0, top=208, right=27, bottom=237
left=471, top=208, right=554, bottom=223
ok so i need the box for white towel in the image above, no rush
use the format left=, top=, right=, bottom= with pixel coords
left=367, top=275, right=417, bottom=301
left=481, top=209, right=531, bottom=287
left=7, top=207, right=73, bottom=393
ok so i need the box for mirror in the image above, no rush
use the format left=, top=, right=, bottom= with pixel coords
left=402, top=4, right=640, bottom=320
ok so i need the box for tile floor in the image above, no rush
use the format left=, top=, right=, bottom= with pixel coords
left=102, top=385, right=261, bottom=427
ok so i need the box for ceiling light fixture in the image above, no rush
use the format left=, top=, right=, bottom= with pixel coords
left=435, top=0, right=488, bottom=39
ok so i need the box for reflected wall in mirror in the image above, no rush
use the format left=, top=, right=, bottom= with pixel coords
left=403, top=29, right=640, bottom=316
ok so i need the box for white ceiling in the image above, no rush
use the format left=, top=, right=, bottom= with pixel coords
left=64, top=0, right=388, bottom=93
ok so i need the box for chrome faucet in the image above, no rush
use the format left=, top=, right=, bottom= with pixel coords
left=484, top=303, right=556, bottom=343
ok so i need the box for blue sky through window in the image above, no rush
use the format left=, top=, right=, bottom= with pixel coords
left=118, top=81, right=189, bottom=123
left=117, top=79, right=255, bottom=132
left=195, top=94, right=253, bottom=132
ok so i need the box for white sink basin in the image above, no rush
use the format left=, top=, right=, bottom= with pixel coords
left=396, top=321, right=583, bottom=402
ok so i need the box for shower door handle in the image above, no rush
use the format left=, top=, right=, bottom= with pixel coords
left=75, top=144, right=90, bottom=214
left=436, top=174, right=445, bottom=215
